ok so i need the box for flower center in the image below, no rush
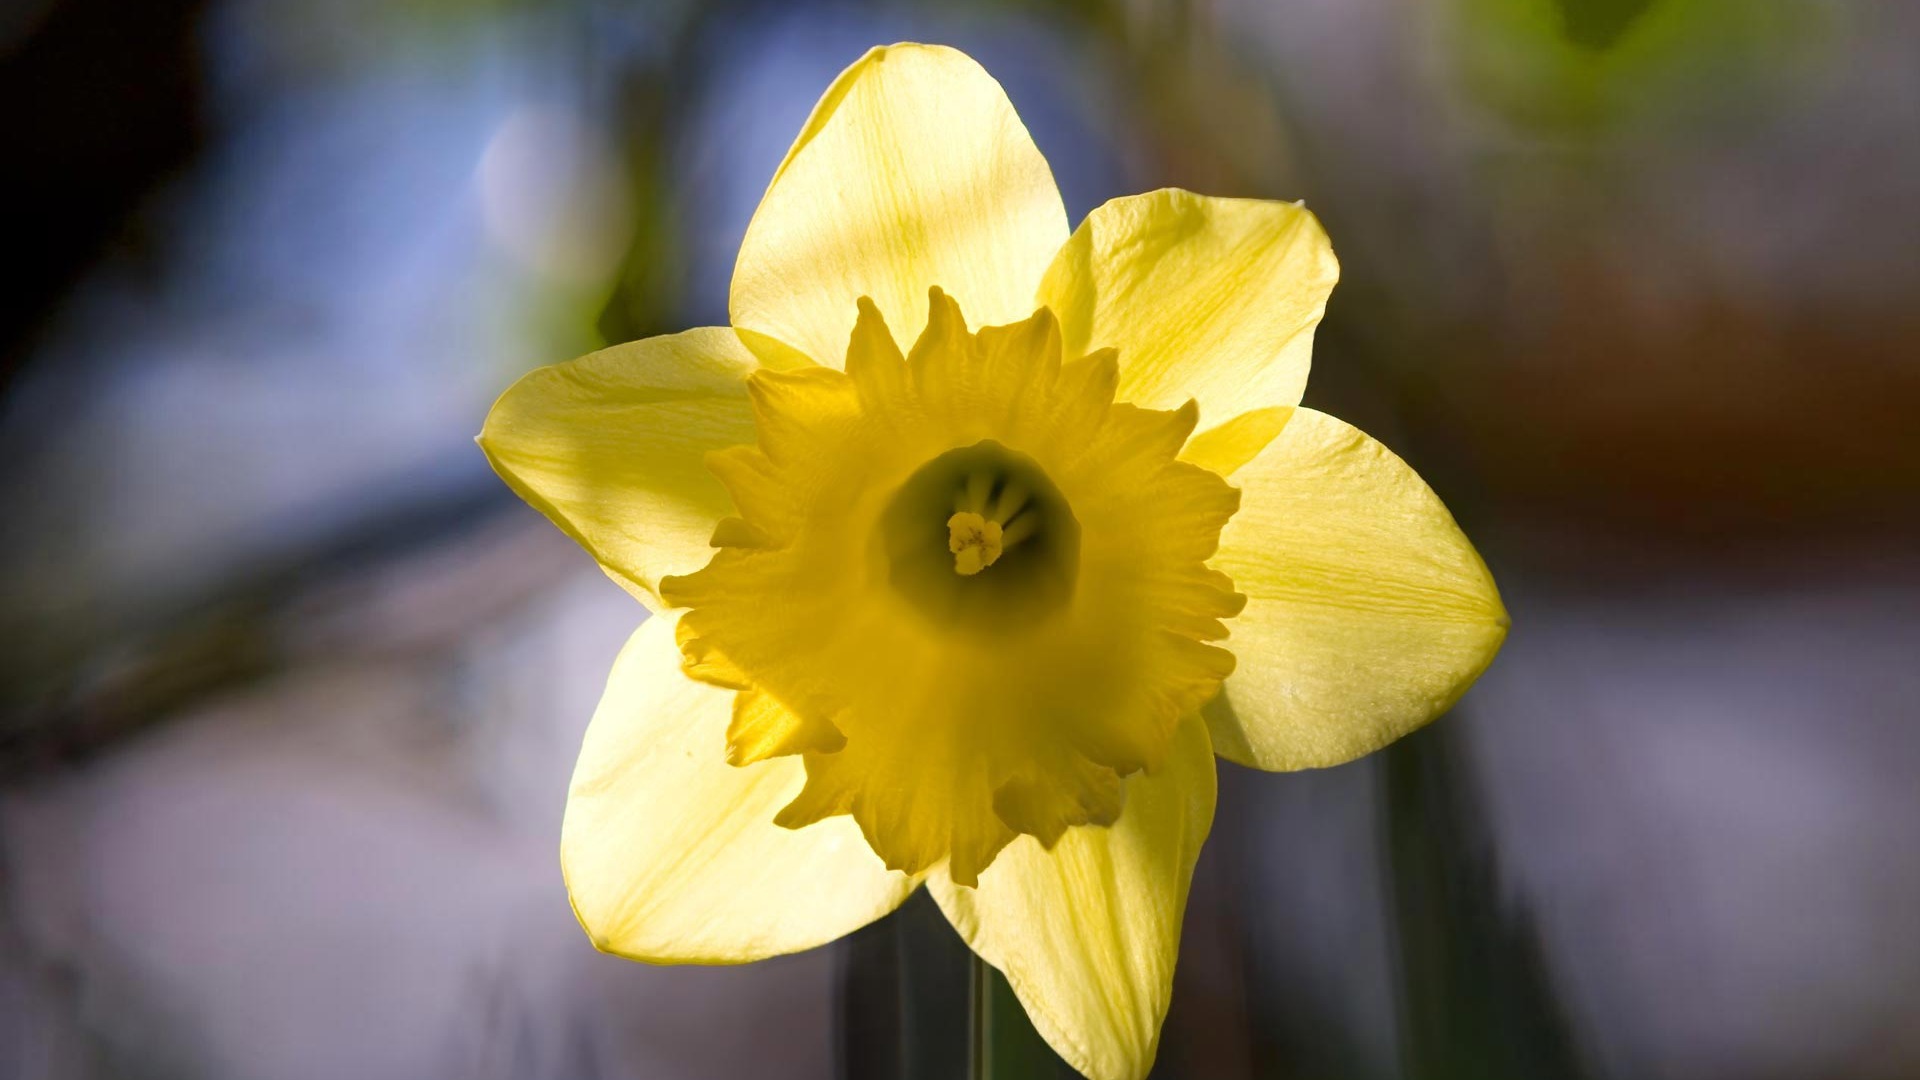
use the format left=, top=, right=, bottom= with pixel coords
left=879, top=439, right=1079, bottom=634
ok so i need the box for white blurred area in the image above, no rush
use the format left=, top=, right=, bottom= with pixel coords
left=479, top=105, right=632, bottom=287
left=1463, top=555, right=1920, bottom=1080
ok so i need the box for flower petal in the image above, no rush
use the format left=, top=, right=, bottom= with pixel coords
left=929, top=714, right=1217, bottom=1080
left=562, top=613, right=917, bottom=963
left=478, top=327, right=768, bottom=610
left=1037, top=189, right=1337, bottom=421
left=730, top=43, right=1069, bottom=368
left=1208, top=409, right=1508, bottom=770
left=1178, top=406, right=1293, bottom=478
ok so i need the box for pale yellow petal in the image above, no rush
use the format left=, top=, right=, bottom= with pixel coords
left=562, top=613, right=917, bottom=963
left=478, top=327, right=769, bottom=610
left=930, top=714, right=1217, bottom=1080
left=730, top=43, right=1068, bottom=368
left=1208, top=409, right=1507, bottom=770
left=1038, top=189, right=1337, bottom=421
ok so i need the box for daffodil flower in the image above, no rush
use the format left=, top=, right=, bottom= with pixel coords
left=480, top=43, right=1506, bottom=1080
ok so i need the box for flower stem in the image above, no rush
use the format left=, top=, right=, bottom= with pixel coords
left=968, top=951, right=992, bottom=1080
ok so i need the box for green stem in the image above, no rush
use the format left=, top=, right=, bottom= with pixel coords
left=969, top=950, right=993, bottom=1080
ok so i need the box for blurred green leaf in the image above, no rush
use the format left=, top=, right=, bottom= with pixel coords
left=1552, top=0, right=1658, bottom=50
left=1456, top=0, right=1830, bottom=130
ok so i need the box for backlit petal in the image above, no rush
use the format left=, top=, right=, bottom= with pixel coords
left=730, top=44, right=1069, bottom=368
left=1038, top=189, right=1336, bottom=422
left=1178, top=406, right=1293, bottom=478
left=1208, top=409, right=1507, bottom=770
left=478, top=327, right=769, bottom=609
left=930, top=714, right=1216, bottom=1080
left=562, top=613, right=917, bottom=963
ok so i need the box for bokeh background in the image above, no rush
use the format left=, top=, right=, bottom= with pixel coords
left=3, top=0, right=1918, bottom=1077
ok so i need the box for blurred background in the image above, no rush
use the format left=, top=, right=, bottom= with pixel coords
left=2, top=0, right=1917, bottom=1076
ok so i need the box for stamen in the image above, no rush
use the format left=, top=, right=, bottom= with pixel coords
left=947, top=511, right=1004, bottom=576
left=960, top=471, right=993, bottom=515
left=990, top=481, right=1030, bottom=524
left=999, top=510, right=1039, bottom=547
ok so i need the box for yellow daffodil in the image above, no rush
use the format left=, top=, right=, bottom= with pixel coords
left=479, top=43, right=1506, bottom=1080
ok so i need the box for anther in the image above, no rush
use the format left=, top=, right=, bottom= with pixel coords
left=947, top=511, right=1004, bottom=576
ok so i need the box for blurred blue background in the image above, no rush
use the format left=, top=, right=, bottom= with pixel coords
left=3, top=0, right=1918, bottom=1077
